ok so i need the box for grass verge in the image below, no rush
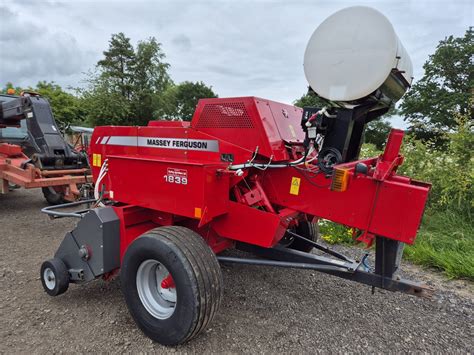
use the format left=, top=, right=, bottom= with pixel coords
left=404, top=210, right=473, bottom=280
left=319, top=211, right=474, bottom=280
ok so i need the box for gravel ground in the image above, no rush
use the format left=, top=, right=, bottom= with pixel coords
left=1, top=189, right=473, bottom=353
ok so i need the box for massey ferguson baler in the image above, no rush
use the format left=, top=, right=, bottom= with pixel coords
left=40, top=6, right=432, bottom=346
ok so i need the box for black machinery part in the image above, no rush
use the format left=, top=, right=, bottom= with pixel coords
left=0, top=94, right=88, bottom=170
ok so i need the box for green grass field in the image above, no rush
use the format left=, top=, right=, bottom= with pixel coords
left=319, top=210, right=474, bottom=280
left=404, top=211, right=474, bottom=280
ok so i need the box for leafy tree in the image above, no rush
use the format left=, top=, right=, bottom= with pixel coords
left=161, top=81, right=217, bottom=121
left=399, top=28, right=473, bottom=145
left=35, top=81, right=84, bottom=125
left=80, top=74, right=132, bottom=126
left=97, top=33, right=135, bottom=99
left=82, top=33, right=172, bottom=126
left=1, top=82, right=23, bottom=95
left=132, top=38, right=172, bottom=125
left=364, top=119, right=392, bottom=149
left=293, top=90, right=328, bottom=109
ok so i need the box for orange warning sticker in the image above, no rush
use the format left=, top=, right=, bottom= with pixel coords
left=194, top=207, right=202, bottom=219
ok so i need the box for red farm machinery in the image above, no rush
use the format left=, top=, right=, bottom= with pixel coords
left=40, top=6, right=432, bottom=346
left=0, top=92, right=92, bottom=204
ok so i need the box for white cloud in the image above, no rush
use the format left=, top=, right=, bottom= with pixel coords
left=1, top=0, right=471, bottom=120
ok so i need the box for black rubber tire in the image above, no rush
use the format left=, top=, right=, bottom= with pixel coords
left=121, top=226, right=223, bottom=346
left=42, top=187, right=66, bottom=205
left=40, top=258, right=69, bottom=296
left=284, top=221, right=319, bottom=253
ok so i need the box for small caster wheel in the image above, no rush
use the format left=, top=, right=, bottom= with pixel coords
left=41, top=258, right=69, bottom=296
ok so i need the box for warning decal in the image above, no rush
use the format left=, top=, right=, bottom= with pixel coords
left=290, top=177, right=301, bottom=195
left=92, top=153, right=102, bottom=167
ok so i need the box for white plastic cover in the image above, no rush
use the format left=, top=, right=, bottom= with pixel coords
left=304, top=6, right=413, bottom=102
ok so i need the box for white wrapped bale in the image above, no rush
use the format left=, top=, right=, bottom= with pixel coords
left=304, top=6, right=413, bottom=105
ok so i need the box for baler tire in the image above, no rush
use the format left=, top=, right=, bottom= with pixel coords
left=40, top=258, right=69, bottom=296
left=286, top=221, right=319, bottom=253
left=120, top=226, right=223, bottom=346
left=42, top=187, right=66, bottom=205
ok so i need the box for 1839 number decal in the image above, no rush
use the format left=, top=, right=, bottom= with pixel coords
left=164, top=168, right=188, bottom=185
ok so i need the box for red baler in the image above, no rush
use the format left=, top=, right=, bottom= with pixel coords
left=39, top=6, right=432, bottom=346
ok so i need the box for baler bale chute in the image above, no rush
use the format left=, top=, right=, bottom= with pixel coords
left=40, top=6, right=431, bottom=346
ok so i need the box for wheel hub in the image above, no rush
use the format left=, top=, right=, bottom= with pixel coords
left=43, top=267, right=56, bottom=290
left=136, top=259, right=177, bottom=320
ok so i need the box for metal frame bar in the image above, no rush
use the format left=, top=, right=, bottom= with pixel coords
left=223, top=237, right=432, bottom=298
left=217, top=256, right=350, bottom=272
left=286, top=230, right=355, bottom=262
left=41, top=199, right=96, bottom=218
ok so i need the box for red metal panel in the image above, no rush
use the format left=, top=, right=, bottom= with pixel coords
left=191, top=98, right=267, bottom=157
left=257, top=99, right=305, bottom=144
left=368, top=180, right=430, bottom=244
left=147, top=121, right=190, bottom=128
left=262, top=168, right=376, bottom=229
left=190, top=97, right=293, bottom=161
left=94, top=125, right=253, bottom=167
left=0, top=143, right=23, bottom=156
left=90, top=126, right=139, bottom=179
left=261, top=168, right=429, bottom=244
left=107, top=156, right=229, bottom=222
left=211, top=201, right=289, bottom=247
left=250, top=99, right=287, bottom=159
left=112, top=205, right=158, bottom=259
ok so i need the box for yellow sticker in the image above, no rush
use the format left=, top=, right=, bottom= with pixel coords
left=290, top=177, right=301, bottom=195
left=194, top=207, right=202, bottom=219
left=289, top=124, right=297, bottom=139
left=93, top=153, right=102, bottom=167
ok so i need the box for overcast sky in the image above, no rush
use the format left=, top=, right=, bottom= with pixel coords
left=0, top=0, right=472, bottom=127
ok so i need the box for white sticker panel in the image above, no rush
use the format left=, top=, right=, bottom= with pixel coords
left=137, top=137, right=219, bottom=152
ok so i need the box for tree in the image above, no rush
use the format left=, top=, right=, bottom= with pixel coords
left=161, top=81, right=217, bottom=121
left=1, top=82, right=23, bottom=95
left=80, top=74, right=132, bottom=126
left=399, top=28, right=473, bottom=145
left=132, top=38, right=172, bottom=125
left=293, top=90, right=328, bottom=109
left=35, top=81, right=84, bottom=125
left=97, top=33, right=135, bottom=99
left=82, top=33, right=172, bottom=126
left=364, top=118, right=392, bottom=149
